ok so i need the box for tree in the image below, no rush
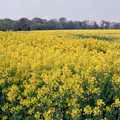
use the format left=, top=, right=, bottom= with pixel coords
left=100, top=20, right=110, bottom=29
left=59, top=17, right=67, bottom=29
left=14, top=18, right=31, bottom=31
left=0, top=19, right=14, bottom=31
left=0, top=17, right=120, bottom=31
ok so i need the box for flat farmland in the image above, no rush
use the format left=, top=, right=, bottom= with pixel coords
left=0, top=30, right=120, bottom=120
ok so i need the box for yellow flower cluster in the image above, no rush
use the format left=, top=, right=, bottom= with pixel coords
left=0, top=30, right=120, bottom=119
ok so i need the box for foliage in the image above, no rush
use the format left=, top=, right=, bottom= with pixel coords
left=0, top=18, right=120, bottom=31
left=0, top=30, right=120, bottom=120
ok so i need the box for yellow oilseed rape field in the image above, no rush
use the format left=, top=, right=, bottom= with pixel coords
left=0, top=30, right=120, bottom=120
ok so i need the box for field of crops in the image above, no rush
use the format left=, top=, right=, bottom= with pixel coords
left=0, top=30, right=120, bottom=120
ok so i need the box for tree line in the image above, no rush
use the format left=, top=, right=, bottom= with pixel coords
left=0, top=17, right=120, bottom=31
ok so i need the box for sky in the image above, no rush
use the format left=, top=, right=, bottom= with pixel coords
left=0, top=0, right=120, bottom=21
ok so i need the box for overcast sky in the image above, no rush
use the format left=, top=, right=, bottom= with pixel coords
left=0, top=0, right=120, bottom=21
